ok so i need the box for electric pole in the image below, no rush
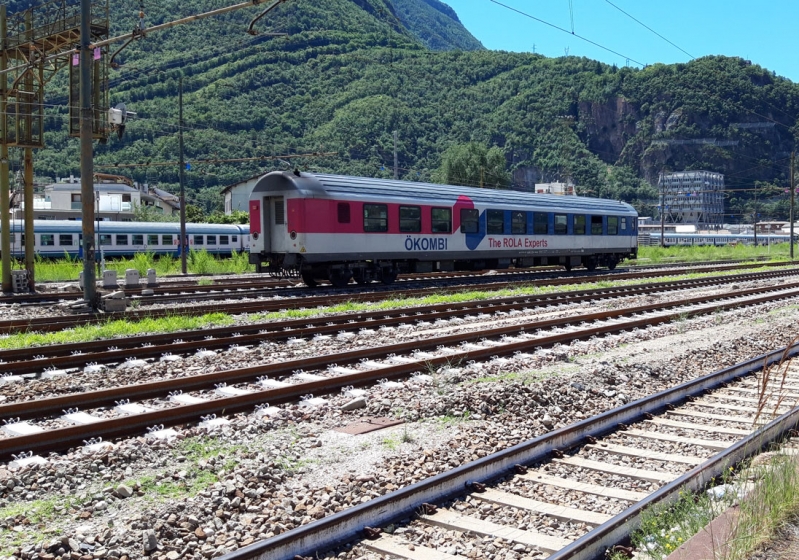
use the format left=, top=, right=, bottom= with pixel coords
left=393, top=130, right=398, bottom=180
left=791, top=151, right=795, bottom=260
left=80, top=0, right=97, bottom=307
left=659, top=174, right=665, bottom=248
left=0, top=5, right=10, bottom=294
left=179, top=75, right=187, bottom=274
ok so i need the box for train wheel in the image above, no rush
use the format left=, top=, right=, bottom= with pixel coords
left=607, top=257, right=618, bottom=271
left=301, top=272, right=318, bottom=288
left=329, top=268, right=352, bottom=288
left=564, top=262, right=572, bottom=272
left=583, top=257, right=597, bottom=272
left=381, top=268, right=398, bottom=285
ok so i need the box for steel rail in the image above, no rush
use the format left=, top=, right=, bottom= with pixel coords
left=0, top=282, right=797, bottom=457
left=2, top=268, right=794, bottom=375
left=0, top=262, right=794, bottom=335
left=217, top=344, right=799, bottom=560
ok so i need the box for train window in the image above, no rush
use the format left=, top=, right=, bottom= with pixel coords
left=486, top=210, right=504, bottom=234
left=461, top=209, right=479, bottom=233
left=574, top=215, right=586, bottom=235
left=116, top=235, right=128, bottom=246
left=194, top=235, right=204, bottom=245
left=132, top=235, right=144, bottom=245
left=364, top=204, right=388, bottom=232
left=608, top=217, right=618, bottom=235
left=9, top=233, right=14, bottom=243
left=533, top=212, right=548, bottom=235
left=207, top=235, right=217, bottom=245
left=58, top=234, right=73, bottom=246
left=20, top=234, right=24, bottom=245
left=147, top=234, right=158, bottom=245
left=399, top=206, right=421, bottom=232
left=431, top=208, right=452, bottom=233
left=162, top=234, right=173, bottom=245
left=554, top=214, right=568, bottom=235
left=220, top=235, right=229, bottom=245
left=99, top=234, right=112, bottom=246
left=590, top=216, right=603, bottom=235
left=337, top=203, right=351, bottom=224
left=511, top=211, right=526, bottom=234
left=232, top=235, right=238, bottom=243
left=621, top=217, right=627, bottom=231
left=274, top=198, right=285, bottom=225
left=41, top=234, right=54, bottom=246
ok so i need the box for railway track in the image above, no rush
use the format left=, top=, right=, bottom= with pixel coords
left=1, top=268, right=798, bottom=376
left=0, top=261, right=794, bottom=335
left=4, top=260, right=792, bottom=307
left=1, top=276, right=798, bottom=460
left=220, top=344, right=799, bottom=560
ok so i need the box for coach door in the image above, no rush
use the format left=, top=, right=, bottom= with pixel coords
left=267, top=196, right=286, bottom=252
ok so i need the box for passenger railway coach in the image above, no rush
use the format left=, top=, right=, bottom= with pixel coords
left=1, top=220, right=250, bottom=258
left=249, top=172, right=638, bottom=287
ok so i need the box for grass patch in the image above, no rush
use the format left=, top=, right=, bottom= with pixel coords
left=633, top=451, right=799, bottom=560
left=471, top=370, right=555, bottom=384
left=0, top=312, right=233, bottom=350
left=635, top=243, right=791, bottom=264
left=32, top=250, right=255, bottom=282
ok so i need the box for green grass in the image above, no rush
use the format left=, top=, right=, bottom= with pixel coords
left=471, top=370, right=558, bottom=384
left=0, top=312, right=233, bottom=350
left=636, top=243, right=792, bottom=264
left=31, top=249, right=254, bottom=282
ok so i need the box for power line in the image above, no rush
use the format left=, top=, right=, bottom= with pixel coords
left=601, top=0, right=694, bottom=59
left=487, top=0, right=646, bottom=66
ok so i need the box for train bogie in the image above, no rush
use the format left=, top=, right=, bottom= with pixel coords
left=249, top=172, right=638, bottom=287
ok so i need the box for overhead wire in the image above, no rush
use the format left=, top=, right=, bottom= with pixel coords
left=601, top=0, right=694, bottom=59
left=487, top=0, right=646, bottom=66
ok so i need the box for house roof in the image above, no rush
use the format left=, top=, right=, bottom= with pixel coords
left=47, top=183, right=139, bottom=193
left=220, top=173, right=266, bottom=195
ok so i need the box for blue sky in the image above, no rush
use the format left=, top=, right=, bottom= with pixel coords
left=446, top=0, right=798, bottom=83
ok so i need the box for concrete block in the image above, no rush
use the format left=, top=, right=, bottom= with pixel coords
left=147, top=268, right=157, bottom=286
left=102, top=270, right=118, bottom=289
left=125, top=269, right=140, bottom=288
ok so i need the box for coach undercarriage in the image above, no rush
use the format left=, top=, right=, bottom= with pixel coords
left=255, top=251, right=633, bottom=288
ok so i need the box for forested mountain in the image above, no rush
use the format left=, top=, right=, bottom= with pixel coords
left=15, top=0, right=799, bottom=220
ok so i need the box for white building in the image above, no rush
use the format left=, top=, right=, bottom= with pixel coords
left=222, top=173, right=262, bottom=215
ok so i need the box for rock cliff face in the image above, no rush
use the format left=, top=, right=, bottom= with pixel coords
left=579, top=98, right=639, bottom=164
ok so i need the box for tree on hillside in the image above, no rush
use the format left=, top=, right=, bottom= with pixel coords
left=434, top=142, right=510, bottom=189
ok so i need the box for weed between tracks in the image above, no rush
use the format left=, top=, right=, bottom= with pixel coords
left=635, top=244, right=791, bottom=264
left=33, top=250, right=253, bottom=282
left=0, top=313, right=233, bottom=350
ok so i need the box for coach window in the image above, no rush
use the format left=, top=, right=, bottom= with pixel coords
left=608, top=216, right=619, bottom=235
left=431, top=208, right=452, bottom=233
left=364, top=204, right=388, bottom=232
left=621, top=217, right=627, bottom=231
left=533, top=212, right=548, bottom=235
left=58, top=234, right=73, bottom=246
left=116, top=235, right=129, bottom=246
left=132, top=234, right=144, bottom=245
left=41, top=234, right=54, bottom=246
left=99, top=234, right=112, bottom=246
left=554, top=214, right=568, bottom=235
left=590, top=216, right=603, bottom=235
left=162, top=234, right=173, bottom=246
left=194, top=235, right=204, bottom=245
left=207, top=235, right=217, bottom=245
left=461, top=209, right=479, bottom=233
left=399, top=206, right=421, bottom=232
left=511, top=211, right=526, bottom=234
left=232, top=235, right=238, bottom=243
left=337, top=203, right=351, bottom=224
left=574, top=215, right=586, bottom=235
left=220, top=235, right=229, bottom=245
left=487, top=209, right=504, bottom=234
left=147, top=234, right=158, bottom=245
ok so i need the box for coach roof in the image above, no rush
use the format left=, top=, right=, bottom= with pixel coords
left=251, top=172, right=636, bottom=214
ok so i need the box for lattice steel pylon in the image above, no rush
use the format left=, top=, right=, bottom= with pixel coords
left=0, top=0, right=110, bottom=292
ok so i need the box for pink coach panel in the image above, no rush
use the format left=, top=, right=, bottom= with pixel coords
left=249, top=200, right=261, bottom=234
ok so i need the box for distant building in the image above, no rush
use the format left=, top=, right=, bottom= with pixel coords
left=658, top=171, right=724, bottom=229
left=222, top=173, right=262, bottom=215
left=14, top=175, right=180, bottom=220
left=534, top=182, right=575, bottom=196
